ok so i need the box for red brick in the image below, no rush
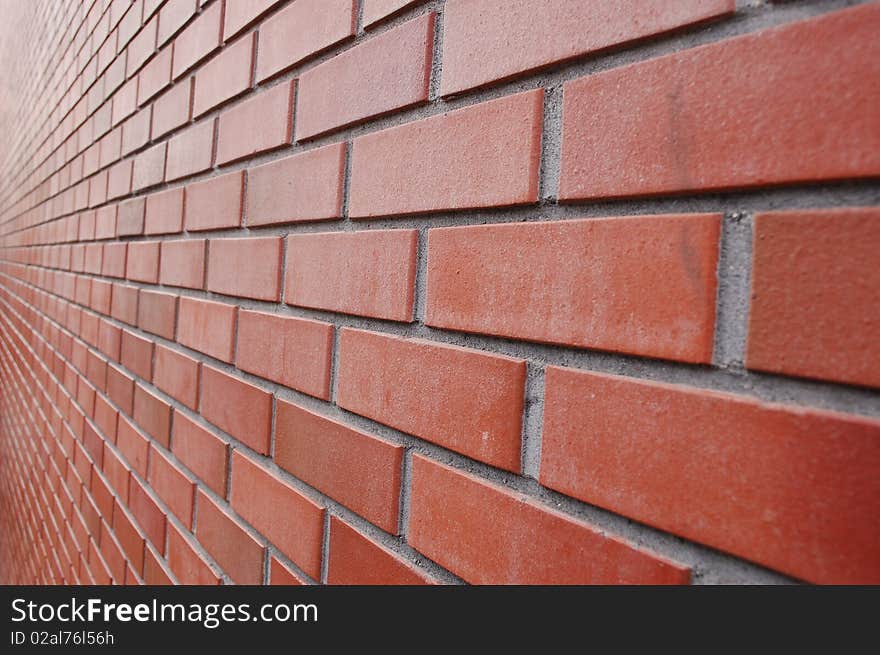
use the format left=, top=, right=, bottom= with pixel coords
left=138, top=46, right=172, bottom=103
left=129, top=478, right=167, bottom=552
left=132, top=142, right=167, bottom=191
left=236, top=310, right=332, bottom=399
left=160, top=239, right=205, bottom=289
left=230, top=452, right=324, bottom=579
left=143, top=546, right=175, bottom=584
left=133, top=384, right=172, bottom=447
left=441, top=0, right=733, bottom=96
left=276, top=401, right=403, bottom=532
left=166, top=521, right=221, bottom=584
left=121, top=107, right=152, bottom=156
left=126, top=240, right=160, bottom=283
left=411, top=455, right=689, bottom=584
left=207, top=236, right=281, bottom=301
left=215, top=81, right=293, bottom=165
left=117, top=197, right=146, bottom=236
left=106, top=364, right=135, bottom=415
left=96, top=323, right=123, bottom=372
left=90, top=538, right=116, bottom=584
left=540, top=366, right=880, bottom=584
left=144, top=186, right=183, bottom=234
left=76, top=276, right=93, bottom=306
left=559, top=4, right=880, bottom=200
left=245, top=143, right=345, bottom=227
left=747, top=208, right=880, bottom=389
left=84, top=243, right=104, bottom=273
left=126, top=15, right=158, bottom=77
left=172, top=0, right=222, bottom=78
left=102, top=242, right=128, bottom=278
left=193, top=33, right=254, bottom=117
left=165, top=119, right=215, bottom=181
left=200, top=365, right=272, bottom=453
left=116, top=416, right=150, bottom=478
left=95, top=206, right=117, bottom=240
left=98, top=524, right=127, bottom=583
left=285, top=230, right=417, bottom=321
left=121, top=329, right=154, bottom=380
left=148, top=445, right=196, bottom=527
left=102, top=128, right=124, bottom=168
left=296, top=14, right=432, bottom=140
left=427, top=215, right=719, bottom=363
left=137, top=289, right=178, bottom=339
left=184, top=171, right=243, bottom=231
left=89, top=170, right=109, bottom=208
left=362, top=0, right=420, bottom=28
left=107, top=160, right=132, bottom=199
left=113, top=76, right=138, bottom=126
left=153, top=344, right=200, bottom=409
left=328, top=517, right=431, bottom=585
left=223, top=0, right=284, bottom=40
left=90, top=279, right=113, bottom=315
left=112, top=504, right=145, bottom=574
left=338, top=329, right=525, bottom=470
left=171, top=412, right=228, bottom=495
left=110, top=283, right=139, bottom=325
left=93, top=395, right=118, bottom=442
left=350, top=90, right=542, bottom=217
left=79, top=211, right=97, bottom=241
left=152, top=79, right=192, bottom=138
left=177, top=297, right=237, bottom=362
left=269, top=556, right=305, bottom=585
left=256, top=0, right=355, bottom=82
left=158, top=0, right=198, bottom=46
left=195, top=490, right=264, bottom=584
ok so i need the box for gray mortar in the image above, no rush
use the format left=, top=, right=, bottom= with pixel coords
left=713, top=212, right=753, bottom=369
left=0, top=0, right=878, bottom=586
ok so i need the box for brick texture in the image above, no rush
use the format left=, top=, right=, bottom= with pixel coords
left=1, top=0, right=876, bottom=588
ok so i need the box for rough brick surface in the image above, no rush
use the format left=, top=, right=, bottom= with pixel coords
left=349, top=90, right=543, bottom=217
left=216, top=81, right=293, bottom=164
left=1, top=0, right=877, bottom=588
left=236, top=310, right=332, bottom=398
left=275, top=400, right=403, bottom=532
left=256, top=0, right=355, bottom=82
left=409, top=456, right=690, bottom=584
left=441, top=0, right=735, bottom=95
left=559, top=4, right=880, bottom=200
left=747, top=208, right=880, bottom=389
left=426, top=215, right=720, bottom=363
left=285, top=230, right=418, bottom=321
left=245, top=143, right=345, bottom=227
left=295, top=13, right=433, bottom=140
left=540, top=367, right=880, bottom=584
left=337, top=329, right=526, bottom=471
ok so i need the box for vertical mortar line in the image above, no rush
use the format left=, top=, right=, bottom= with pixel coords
left=538, top=83, right=563, bottom=203
left=427, top=4, right=444, bottom=102
left=397, top=448, right=413, bottom=539
left=520, top=362, right=545, bottom=480
left=268, top=395, right=277, bottom=459
left=340, top=140, right=353, bottom=222
left=224, top=443, right=233, bottom=501
left=329, top=326, right=342, bottom=405
left=249, top=20, right=259, bottom=91
left=354, top=0, right=366, bottom=36
left=319, top=509, right=331, bottom=584
left=413, top=227, right=428, bottom=324
left=712, top=211, right=753, bottom=369
left=261, top=541, right=270, bottom=584
left=277, top=223, right=288, bottom=305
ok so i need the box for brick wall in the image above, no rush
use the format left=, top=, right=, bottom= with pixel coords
left=0, top=0, right=878, bottom=585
